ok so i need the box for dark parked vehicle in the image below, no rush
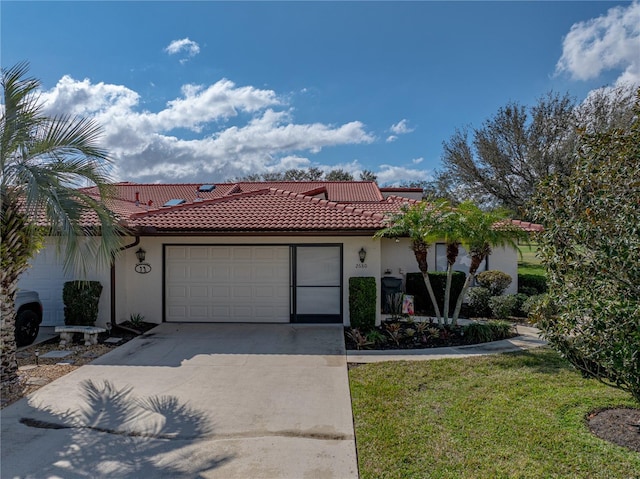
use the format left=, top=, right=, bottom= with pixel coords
left=14, top=290, right=43, bottom=347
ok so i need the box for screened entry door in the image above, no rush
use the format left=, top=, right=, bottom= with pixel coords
left=292, top=245, right=342, bottom=323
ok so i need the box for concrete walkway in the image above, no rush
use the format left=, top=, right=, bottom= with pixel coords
left=1, top=323, right=358, bottom=479
left=347, top=324, right=546, bottom=363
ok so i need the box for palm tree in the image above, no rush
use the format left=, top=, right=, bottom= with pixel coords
left=374, top=202, right=447, bottom=325
left=1, top=63, right=124, bottom=384
left=450, top=202, right=526, bottom=325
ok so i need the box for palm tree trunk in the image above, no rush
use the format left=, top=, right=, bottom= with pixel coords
left=452, top=273, right=475, bottom=326
left=1, top=199, right=39, bottom=384
left=443, top=264, right=453, bottom=326
left=422, top=271, right=443, bottom=326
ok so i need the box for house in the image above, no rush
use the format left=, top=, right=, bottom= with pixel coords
left=17, top=181, right=535, bottom=328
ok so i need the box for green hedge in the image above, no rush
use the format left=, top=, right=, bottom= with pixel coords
left=518, top=273, right=548, bottom=294
left=63, top=280, right=103, bottom=326
left=406, top=271, right=466, bottom=316
left=349, top=277, right=377, bottom=331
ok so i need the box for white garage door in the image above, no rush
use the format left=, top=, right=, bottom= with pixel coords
left=165, top=245, right=290, bottom=323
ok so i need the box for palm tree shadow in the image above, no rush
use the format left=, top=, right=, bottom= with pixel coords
left=20, top=379, right=232, bottom=478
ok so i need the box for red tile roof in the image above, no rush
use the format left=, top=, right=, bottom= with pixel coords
left=75, top=181, right=542, bottom=235
left=128, top=188, right=386, bottom=232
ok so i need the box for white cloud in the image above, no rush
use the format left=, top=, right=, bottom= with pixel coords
left=386, top=119, right=414, bottom=142
left=38, top=76, right=375, bottom=183
left=389, top=119, right=414, bottom=135
left=556, top=1, right=640, bottom=86
left=412, top=157, right=424, bottom=165
left=375, top=164, right=432, bottom=186
left=165, top=38, right=201, bottom=62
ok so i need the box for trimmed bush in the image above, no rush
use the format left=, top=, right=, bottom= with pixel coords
left=513, top=293, right=530, bottom=318
left=489, top=294, right=518, bottom=319
left=463, top=320, right=514, bottom=344
left=349, top=277, right=377, bottom=331
left=63, top=280, right=103, bottom=326
left=476, top=270, right=512, bottom=296
left=405, top=271, right=466, bottom=316
left=466, top=287, right=492, bottom=317
left=518, top=273, right=547, bottom=294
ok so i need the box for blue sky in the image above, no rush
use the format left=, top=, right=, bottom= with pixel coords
left=2, top=1, right=639, bottom=185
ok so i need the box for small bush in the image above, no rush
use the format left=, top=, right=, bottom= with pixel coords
left=521, top=294, right=545, bottom=317
left=489, top=294, right=519, bottom=319
left=487, top=319, right=515, bottom=339
left=518, top=273, right=548, bottom=294
left=463, top=320, right=514, bottom=343
left=63, top=280, right=103, bottom=326
left=519, top=286, right=539, bottom=297
left=513, top=293, right=530, bottom=318
left=466, top=287, right=492, bottom=317
left=406, top=271, right=466, bottom=316
left=477, top=270, right=512, bottom=296
left=349, top=277, right=377, bottom=331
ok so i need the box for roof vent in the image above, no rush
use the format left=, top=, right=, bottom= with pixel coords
left=163, top=198, right=186, bottom=207
left=198, top=184, right=216, bottom=192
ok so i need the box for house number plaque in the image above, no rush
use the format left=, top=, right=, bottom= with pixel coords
left=135, top=263, right=152, bottom=274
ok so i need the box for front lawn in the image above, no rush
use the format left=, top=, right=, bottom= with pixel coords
left=349, top=348, right=640, bottom=478
left=518, top=242, right=546, bottom=276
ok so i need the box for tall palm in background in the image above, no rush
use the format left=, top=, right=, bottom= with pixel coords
left=1, top=63, right=123, bottom=384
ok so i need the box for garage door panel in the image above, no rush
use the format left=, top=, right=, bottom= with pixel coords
left=166, top=245, right=290, bottom=323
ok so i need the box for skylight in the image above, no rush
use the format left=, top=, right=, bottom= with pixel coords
left=198, top=184, right=216, bottom=192
left=163, top=198, right=186, bottom=207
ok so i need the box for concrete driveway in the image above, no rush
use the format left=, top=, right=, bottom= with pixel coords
left=1, top=323, right=358, bottom=479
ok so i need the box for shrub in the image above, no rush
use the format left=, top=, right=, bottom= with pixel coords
left=63, top=280, right=103, bottom=326
left=518, top=273, right=547, bottom=294
left=489, top=294, right=518, bottom=319
left=487, top=319, right=516, bottom=339
left=349, top=277, right=377, bottom=331
left=513, top=293, right=530, bottom=318
left=521, top=294, right=545, bottom=317
left=466, top=287, right=492, bottom=317
left=406, top=271, right=466, bottom=316
left=463, top=319, right=514, bottom=344
left=476, top=270, right=512, bottom=296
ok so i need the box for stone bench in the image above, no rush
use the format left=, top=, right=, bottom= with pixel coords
left=55, top=326, right=106, bottom=346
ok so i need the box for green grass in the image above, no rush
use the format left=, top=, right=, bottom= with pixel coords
left=349, top=348, right=640, bottom=479
left=518, top=243, right=546, bottom=276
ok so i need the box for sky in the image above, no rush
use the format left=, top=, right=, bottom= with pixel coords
left=2, top=1, right=639, bottom=186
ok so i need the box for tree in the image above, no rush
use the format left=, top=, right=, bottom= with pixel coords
left=1, top=63, right=123, bottom=384
left=530, top=89, right=640, bottom=403
left=450, top=202, right=526, bottom=325
left=324, top=168, right=354, bottom=181
left=437, top=86, right=637, bottom=213
left=374, top=202, right=446, bottom=325
left=359, top=169, right=377, bottom=182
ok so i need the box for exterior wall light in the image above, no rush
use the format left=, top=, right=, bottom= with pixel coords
left=135, top=247, right=146, bottom=263
left=358, top=247, right=367, bottom=263
left=134, top=247, right=151, bottom=274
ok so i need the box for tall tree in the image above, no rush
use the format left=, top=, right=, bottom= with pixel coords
left=1, top=63, right=123, bottom=384
left=437, top=86, right=637, bottom=213
left=359, top=169, right=377, bottom=182
left=530, top=89, right=640, bottom=403
left=325, top=168, right=354, bottom=181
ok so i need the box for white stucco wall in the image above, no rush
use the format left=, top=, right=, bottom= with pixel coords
left=116, top=235, right=382, bottom=327
left=379, top=238, right=519, bottom=294
left=17, top=238, right=112, bottom=326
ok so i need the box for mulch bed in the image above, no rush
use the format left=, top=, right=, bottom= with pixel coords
left=588, top=407, right=640, bottom=453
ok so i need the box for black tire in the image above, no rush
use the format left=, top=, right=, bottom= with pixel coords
left=15, top=309, right=40, bottom=347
